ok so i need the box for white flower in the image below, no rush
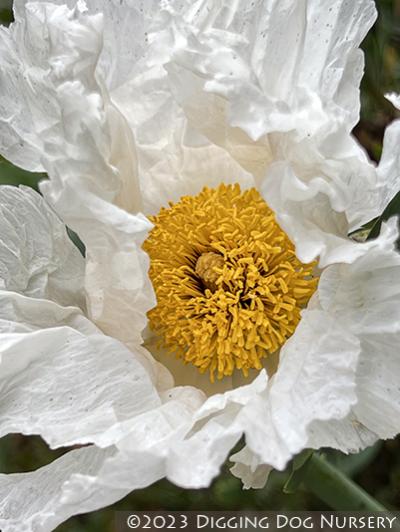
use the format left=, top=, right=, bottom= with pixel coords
left=0, top=1, right=399, bottom=530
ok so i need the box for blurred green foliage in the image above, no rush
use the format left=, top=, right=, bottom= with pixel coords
left=0, top=1, right=400, bottom=530
left=0, top=156, right=45, bottom=189
left=355, top=0, right=400, bottom=159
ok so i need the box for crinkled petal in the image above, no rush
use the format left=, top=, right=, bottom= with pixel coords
left=165, top=372, right=268, bottom=487
left=317, top=219, right=400, bottom=441
left=0, top=290, right=161, bottom=448
left=246, top=308, right=360, bottom=470
left=163, top=0, right=400, bottom=262
left=165, top=306, right=360, bottom=485
left=0, top=446, right=130, bottom=532
left=258, top=91, right=399, bottom=266
left=306, top=414, right=378, bottom=453
left=112, top=387, right=206, bottom=458
left=261, top=151, right=397, bottom=267
left=0, top=186, right=85, bottom=310
left=376, top=95, right=400, bottom=214
left=164, top=0, right=376, bottom=160
left=230, top=446, right=272, bottom=489
left=3, top=1, right=155, bottom=347
left=0, top=388, right=209, bottom=531
left=109, top=54, right=254, bottom=213
left=0, top=19, right=49, bottom=171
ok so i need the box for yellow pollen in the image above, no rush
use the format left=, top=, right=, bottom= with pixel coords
left=143, top=183, right=318, bottom=382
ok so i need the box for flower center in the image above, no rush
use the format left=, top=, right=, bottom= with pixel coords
left=143, top=184, right=318, bottom=382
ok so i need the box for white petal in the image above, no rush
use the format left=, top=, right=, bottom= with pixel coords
left=0, top=20, right=47, bottom=171
left=0, top=2, right=153, bottom=348
left=164, top=305, right=360, bottom=486
left=113, top=386, right=206, bottom=456
left=0, top=290, right=160, bottom=448
left=0, top=186, right=85, bottom=310
left=230, top=446, right=272, bottom=489
left=354, top=332, right=400, bottom=438
left=18, top=0, right=166, bottom=92
left=142, top=303, right=360, bottom=487
left=0, top=387, right=205, bottom=532
left=166, top=372, right=269, bottom=487
left=1, top=425, right=204, bottom=531
left=0, top=446, right=131, bottom=532
left=165, top=0, right=376, bottom=147
left=261, top=154, right=396, bottom=267
left=376, top=115, right=400, bottom=215
left=110, top=61, right=254, bottom=214
left=306, top=414, right=378, bottom=453
left=317, top=221, right=400, bottom=440
left=244, top=308, right=360, bottom=470
left=166, top=57, right=274, bottom=182
left=8, top=1, right=155, bottom=347
left=386, top=92, right=400, bottom=110
left=43, top=2, right=251, bottom=211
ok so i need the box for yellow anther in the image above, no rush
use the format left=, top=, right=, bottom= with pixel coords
left=143, top=183, right=318, bottom=382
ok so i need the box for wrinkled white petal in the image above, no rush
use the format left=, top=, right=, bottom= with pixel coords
left=376, top=114, right=400, bottom=215
left=0, top=446, right=130, bottom=532
left=249, top=308, right=360, bottom=469
left=257, top=93, right=398, bottom=266
left=113, top=387, right=206, bottom=457
left=316, top=219, right=400, bottom=441
left=166, top=55, right=276, bottom=182
left=165, top=306, right=360, bottom=485
left=0, top=21, right=49, bottom=171
left=307, top=414, right=378, bottom=453
left=164, top=372, right=268, bottom=487
left=7, top=1, right=155, bottom=348
left=164, top=0, right=376, bottom=163
left=110, top=52, right=254, bottom=213
left=262, top=155, right=397, bottom=266
left=0, top=389, right=208, bottom=531
left=230, top=446, right=272, bottom=489
left=163, top=0, right=399, bottom=262
left=0, top=186, right=85, bottom=310
left=1, top=1, right=153, bottom=347
left=0, top=290, right=160, bottom=448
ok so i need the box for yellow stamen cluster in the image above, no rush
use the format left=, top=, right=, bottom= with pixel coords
left=143, top=184, right=317, bottom=382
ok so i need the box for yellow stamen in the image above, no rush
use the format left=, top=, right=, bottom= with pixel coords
left=143, top=183, right=318, bottom=382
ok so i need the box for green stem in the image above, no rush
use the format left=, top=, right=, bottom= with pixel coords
left=302, top=453, right=386, bottom=511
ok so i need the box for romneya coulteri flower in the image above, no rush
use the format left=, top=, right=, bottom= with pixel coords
left=0, top=0, right=399, bottom=529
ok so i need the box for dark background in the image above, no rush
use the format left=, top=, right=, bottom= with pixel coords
left=0, top=1, right=399, bottom=530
